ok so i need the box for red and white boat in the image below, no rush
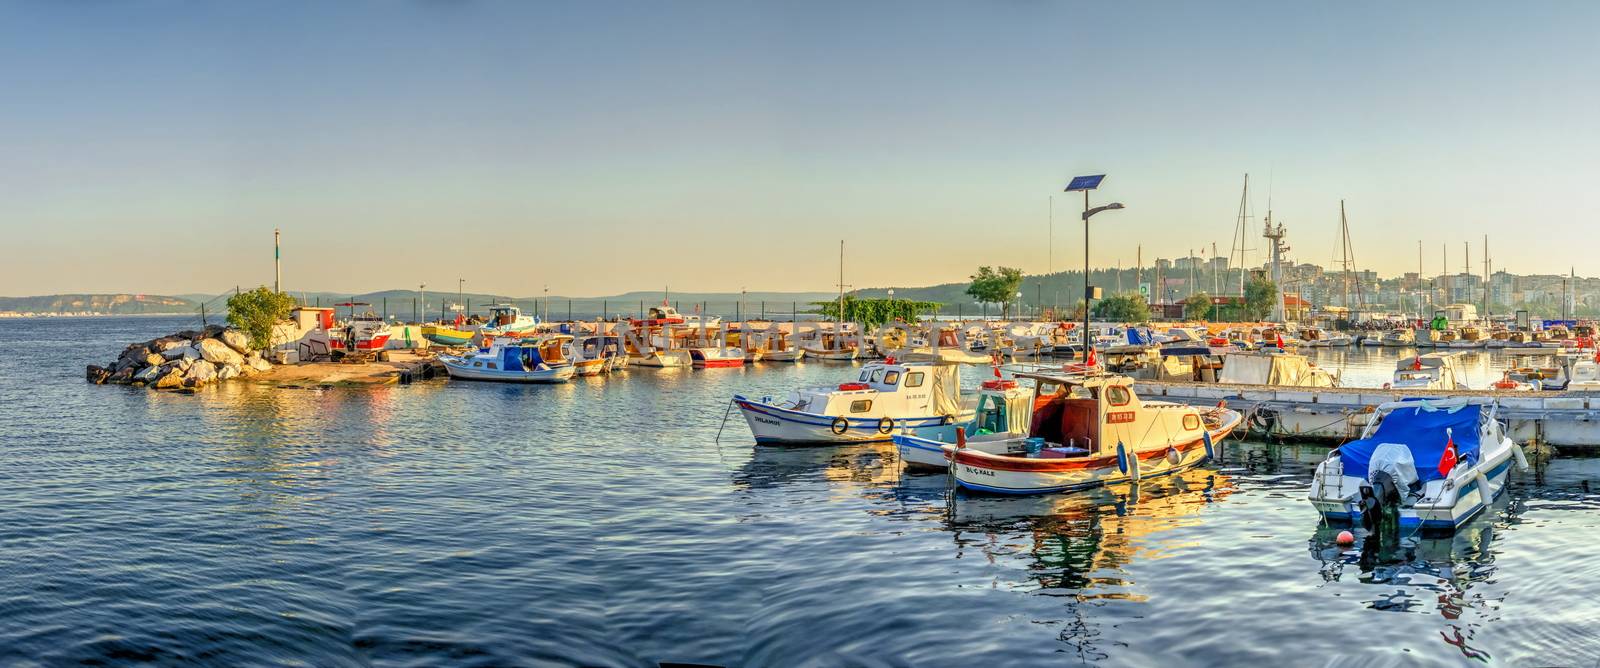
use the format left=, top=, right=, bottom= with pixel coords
left=332, top=302, right=393, bottom=352
left=689, top=346, right=746, bottom=368
left=930, top=372, right=1242, bottom=495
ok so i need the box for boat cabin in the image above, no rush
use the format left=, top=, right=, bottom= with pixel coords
left=488, top=305, right=528, bottom=328
left=788, top=362, right=960, bottom=418
left=470, top=335, right=573, bottom=371
left=1015, top=373, right=1207, bottom=457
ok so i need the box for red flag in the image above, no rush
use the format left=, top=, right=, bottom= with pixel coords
left=1413, top=356, right=1424, bottom=371
left=1439, top=429, right=1457, bottom=476
left=1275, top=333, right=1285, bottom=349
left=1086, top=347, right=1097, bottom=367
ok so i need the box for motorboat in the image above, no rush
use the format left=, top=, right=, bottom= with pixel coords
left=330, top=302, right=393, bottom=356
left=569, top=334, right=623, bottom=376
left=1390, top=352, right=1467, bottom=391
left=732, top=361, right=971, bottom=444
left=1379, top=328, right=1416, bottom=347
left=480, top=304, right=541, bottom=336
left=1485, top=329, right=1510, bottom=349
left=1300, top=327, right=1350, bottom=347
left=901, top=325, right=990, bottom=364
left=761, top=330, right=805, bottom=362
left=1308, top=399, right=1526, bottom=532
left=895, top=378, right=1035, bottom=469
left=931, top=373, right=1243, bottom=495
left=1566, top=356, right=1600, bottom=391
left=1219, top=351, right=1340, bottom=387
left=689, top=346, right=746, bottom=368
left=440, top=335, right=576, bottom=383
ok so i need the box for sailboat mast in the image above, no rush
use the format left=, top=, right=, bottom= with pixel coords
left=1340, top=200, right=1350, bottom=311
left=837, top=240, right=845, bottom=324
left=1483, top=235, right=1489, bottom=320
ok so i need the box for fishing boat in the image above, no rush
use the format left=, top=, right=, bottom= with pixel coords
left=439, top=335, right=576, bottom=383
left=330, top=302, right=393, bottom=354
left=481, top=304, right=541, bottom=336
left=1503, top=330, right=1558, bottom=355
left=800, top=329, right=861, bottom=361
left=761, top=330, right=805, bottom=362
left=630, top=303, right=721, bottom=329
left=1379, top=328, right=1416, bottom=347
left=570, top=334, right=623, bottom=377
left=935, top=373, right=1242, bottom=494
left=1390, top=352, right=1467, bottom=391
left=689, top=346, right=746, bottom=368
left=1566, top=356, right=1600, bottom=391
left=732, top=361, right=970, bottom=444
left=901, top=325, right=990, bottom=364
left=1448, top=326, right=1488, bottom=349
left=1307, top=398, right=1526, bottom=532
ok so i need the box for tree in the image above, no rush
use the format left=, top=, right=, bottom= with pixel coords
left=812, top=295, right=942, bottom=329
left=1092, top=294, right=1152, bottom=323
left=226, top=286, right=297, bottom=350
left=966, top=266, right=1025, bottom=316
left=1245, top=277, right=1278, bottom=321
left=1183, top=292, right=1213, bottom=321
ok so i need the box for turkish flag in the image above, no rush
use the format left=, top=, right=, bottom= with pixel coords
left=1086, top=347, right=1097, bottom=367
left=1439, top=432, right=1457, bottom=476
left=1275, top=334, right=1285, bottom=349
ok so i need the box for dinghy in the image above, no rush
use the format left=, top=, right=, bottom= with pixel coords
left=1308, top=398, right=1526, bottom=532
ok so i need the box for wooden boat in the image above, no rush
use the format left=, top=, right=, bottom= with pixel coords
left=1308, top=399, right=1526, bottom=532
left=440, top=334, right=576, bottom=383
left=895, top=378, right=1034, bottom=469
left=762, top=330, right=804, bottom=362
left=1380, top=328, right=1416, bottom=347
left=733, top=361, right=972, bottom=444
left=569, top=334, right=623, bottom=377
left=481, top=304, right=541, bottom=336
left=800, top=330, right=860, bottom=361
left=421, top=324, right=475, bottom=346
left=925, top=373, right=1243, bottom=495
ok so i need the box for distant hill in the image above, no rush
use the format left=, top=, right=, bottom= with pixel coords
left=0, top=294, right=197, bottom=315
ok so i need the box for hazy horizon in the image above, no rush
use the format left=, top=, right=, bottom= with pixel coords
left=6, top=2, right=1600, bottom=297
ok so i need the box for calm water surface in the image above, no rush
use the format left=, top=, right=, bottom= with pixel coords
left=3, top=317, right=1599, bottom=666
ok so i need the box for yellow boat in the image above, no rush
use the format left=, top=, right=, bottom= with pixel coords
left=422, top=325, right=476, bottom=346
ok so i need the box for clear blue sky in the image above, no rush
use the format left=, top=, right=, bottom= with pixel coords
left=4, top=1, right=1599, bottom=297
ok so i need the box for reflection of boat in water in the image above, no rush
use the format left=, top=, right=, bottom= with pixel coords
left=730, top=441, right=902, bottom=490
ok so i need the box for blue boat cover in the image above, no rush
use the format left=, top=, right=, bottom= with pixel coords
left=1338, top=403, right=1481, bottom=482
left=1127, top=327, right=1152, bottom=346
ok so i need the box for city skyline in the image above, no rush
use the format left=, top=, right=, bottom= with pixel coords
left=7, top=2, right=1600, bottom=296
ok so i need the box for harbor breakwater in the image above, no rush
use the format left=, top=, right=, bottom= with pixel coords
left=85, top=325, right=274, bottom=390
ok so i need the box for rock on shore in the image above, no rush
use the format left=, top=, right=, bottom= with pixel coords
left=87, top=324, right=275, bottom=391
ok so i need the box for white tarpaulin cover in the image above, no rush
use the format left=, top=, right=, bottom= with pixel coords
left=1219, top=353, right=1337, bottom=387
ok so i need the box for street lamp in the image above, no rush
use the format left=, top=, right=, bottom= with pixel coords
left=1014, top=291, right=1022, bottom=321
left=1065, top=174, right=1125, bottom=362
left=419, top=283, right=427, bottom=323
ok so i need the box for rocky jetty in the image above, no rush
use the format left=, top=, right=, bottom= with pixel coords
left=86, top=325, right=274, bottom=390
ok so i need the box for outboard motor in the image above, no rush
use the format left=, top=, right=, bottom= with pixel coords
left=1360, top=471, right=1403, bottom=541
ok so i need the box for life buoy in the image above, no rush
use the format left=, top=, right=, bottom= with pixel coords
left=877, top=417, right=894, bottom=434
left=1166, top=447, right=1182, bottom=465
left=830, top=417, right=849, bottom=435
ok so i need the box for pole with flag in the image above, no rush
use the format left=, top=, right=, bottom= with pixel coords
left=1439, top=427, right=1457, bottom=477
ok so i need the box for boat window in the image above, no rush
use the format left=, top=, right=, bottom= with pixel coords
left=870, top=369, right=884, bottom=383
left=1105, top=386, right=1131, bottom=406
left=487, top=362, right=497, bottom=370
left=859, top=370, right=872, bottom=382
left=473, top=362, right=483, bottom=368
left=850, top=399, right=872, bottom=413
left=905, top=372, right=925, bottom=388
left=883, top=371, right=900, bottom=385
left=1183, top=414, right=1201, bottom=430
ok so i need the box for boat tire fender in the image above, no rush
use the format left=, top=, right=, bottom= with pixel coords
left=830, top=417, right=849, bottom=435
left=877, top=417, right=894, bottom=434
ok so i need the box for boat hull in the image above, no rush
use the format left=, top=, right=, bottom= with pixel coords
left=629, top=351, right=693, bottom=367
left=573, top=358, right=608, bottom=376
left=949, top=414, right=1240, bottom=494
left=764, top=348, right=804, bottom=362
left=440, top=359, right=575, bottom=383
left=733, top=395, right=957, bottom=445
left=421, top=326, right=475, bottom=346
left=1310, top=444, right=1516, bottom=531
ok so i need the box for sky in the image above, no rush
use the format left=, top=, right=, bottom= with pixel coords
left=4, top=1, right=1600, bottom=297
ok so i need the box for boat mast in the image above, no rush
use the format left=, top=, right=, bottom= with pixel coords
left=1483, top=235, right=1490, bottom=321
left=836, top=240, right=849, bottom=326
left=1229, top=173, right=1253, bottom=296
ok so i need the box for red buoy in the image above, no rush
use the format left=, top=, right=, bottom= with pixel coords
left=1336, top=530, right=1355, bottom=545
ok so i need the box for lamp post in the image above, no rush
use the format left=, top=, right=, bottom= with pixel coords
left=1066, top=174, right=1124, bottom=362
left=419, top=283, right=427, bottom=324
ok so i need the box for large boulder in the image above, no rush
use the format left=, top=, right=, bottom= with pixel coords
left=247, top=355, right=273, bottom=373
left=144, top=353, right=166, bottom=367
left=162, top=344, right=200, bottom=361
left=155, top=338, right=189, bottom=352
left=202, top=324, right=226, bottom=339
left=133, top=365, right=162, bottom=384
left=108, top=367, right=136, bottom=384
left=198, top=338, right=244, bottom=366
left=153, top=365, right=186, bottom=389
left=185, top=359, right=218, bottom=386
left=217, top=363, right=241, bottom=381
left=86, top=365, right=110, bottom=384
left=220, top=329, right=252, bottom=354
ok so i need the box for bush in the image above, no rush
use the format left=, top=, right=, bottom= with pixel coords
left=226, top=287, right=297, bottom=350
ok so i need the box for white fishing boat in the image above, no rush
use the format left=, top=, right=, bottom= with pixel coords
left=440, top=335, right=576, bottom=383
left=689, top=346, right=746, bottom=368
left=480, top=304, right=541, bottom=336
left=1566, top=356, right=1600, bottom=391
left=569, top=334, right=623, bottom=377
left=761, top=330, right=805, bottom=362
left=732, top=361, right=970, bottom=444
left=1308, top=399, right=1526, bottom=532
left=1390, top=352, right=1467, bottom=391
left=1380, top=328, right=1416, bottom=347
left=929, top=373, right=1242, bottom=494
left=901, top=325, right=990, bottom=364
left=1447, top=326, right=1488, bottom=349
left=800, top=329, right=861, bottom=361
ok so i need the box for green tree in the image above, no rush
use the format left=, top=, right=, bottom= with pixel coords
left=1183, top=292, right=1213, bottom=321
left=813, top=295, right=942, bottom=328
left=1092, top=294, right=1152, bottom=323
left=966, top=266, right=1025, bottom=316
left=226, top=286, right=297, bottom=350
left=1245, top=277, right=1277, bottom=320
